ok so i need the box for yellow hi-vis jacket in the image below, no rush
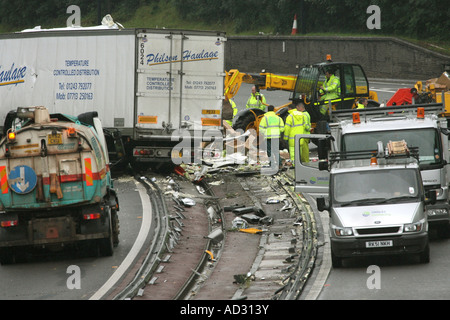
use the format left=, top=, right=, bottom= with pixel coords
left=319, top=75, right=341, bottom=115
left=246, top=92, right=267, bottom=111
left=259, top=111, right=284, bottom=139
left=225, top=99, right=238, bottom=126
left=302, top=110, right=311, bottom=128
left=283, top=109, right=310, bottom=163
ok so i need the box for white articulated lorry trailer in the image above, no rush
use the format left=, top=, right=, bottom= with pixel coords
left=0, top=26, right=226, bottom=168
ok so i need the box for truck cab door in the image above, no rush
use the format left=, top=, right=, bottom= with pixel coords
left=294, top=134, right=331, bottom=197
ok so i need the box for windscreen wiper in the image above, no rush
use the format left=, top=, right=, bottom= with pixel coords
left=383, top=195, right=418, bottom=203
left=339, top=197, right=387, bottom=207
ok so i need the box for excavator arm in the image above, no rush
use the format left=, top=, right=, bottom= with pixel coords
left=224, top=69, right=297, bottom=101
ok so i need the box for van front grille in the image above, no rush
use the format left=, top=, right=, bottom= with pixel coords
left=356, top=227, right=400, bottom=235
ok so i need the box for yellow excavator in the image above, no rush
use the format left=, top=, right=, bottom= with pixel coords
left=224, top=58, right=379, bottom=135
left=413, top=77, right=450, bottom=116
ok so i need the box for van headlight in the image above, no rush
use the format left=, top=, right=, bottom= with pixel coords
left=404, top=219, right=425, bottom=233
left=333, top=226, right=353, bottom=237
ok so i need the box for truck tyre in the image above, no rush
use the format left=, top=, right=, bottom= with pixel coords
left=111, top=209, right=120, bottom=247
left=367, top=100, right=380, bottom=108
left=99, top=208, right=114, bottom=257
left=232, top=108, right=265, bottom=133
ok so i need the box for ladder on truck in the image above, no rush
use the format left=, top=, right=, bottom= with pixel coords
left=328, top=140, right=420, bottom=169
left=329, top=103, right=444, bottom=123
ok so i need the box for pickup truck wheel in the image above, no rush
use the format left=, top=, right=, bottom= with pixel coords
left=331, top=250, right=343, bottom=268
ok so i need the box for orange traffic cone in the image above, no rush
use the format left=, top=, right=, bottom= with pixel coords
left=291, top=14, right=298, bottom=35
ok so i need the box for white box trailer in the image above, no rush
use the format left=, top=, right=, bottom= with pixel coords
left=0, top=27, right=226, bottom=166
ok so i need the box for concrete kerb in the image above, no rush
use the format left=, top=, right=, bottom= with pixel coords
left=283, top=169, right=329, bottom=300
left=302, top=192, right=331, bottom=300
left=286, top=183, right=318, bottom=299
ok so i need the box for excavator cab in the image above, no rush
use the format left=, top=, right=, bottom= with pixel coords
left=291, top=62, right=373, bottom=124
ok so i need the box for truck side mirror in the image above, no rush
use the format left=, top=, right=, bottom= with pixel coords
left=317, top=197, right=329, bottom=212
left=424, top=190, right=436, bottom=205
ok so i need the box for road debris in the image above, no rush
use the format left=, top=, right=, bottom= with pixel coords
left=239, top=228, right=263, bottom=234
left=231, top=217, right=248, bottom=229
left=266, top=194, right=287, bottom=203
left=171, top=126, right=291, bottom=183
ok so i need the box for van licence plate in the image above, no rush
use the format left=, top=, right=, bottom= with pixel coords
left=366, top=240, right=393, bottom=248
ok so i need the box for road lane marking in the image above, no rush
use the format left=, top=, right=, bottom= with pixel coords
left=89, top=181, right=152, bottom=300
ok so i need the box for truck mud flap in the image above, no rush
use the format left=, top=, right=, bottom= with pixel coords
left=0, top=225, right=28, bottom=247
left=32, top=217, right=76, bottom=244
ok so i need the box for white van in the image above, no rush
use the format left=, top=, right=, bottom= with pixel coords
left=304, top=141, right=434, bottom=267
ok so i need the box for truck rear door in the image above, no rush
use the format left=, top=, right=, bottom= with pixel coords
left=135, top=30, right=226, bottom=133
left=294, top=134, right=330, bottom=197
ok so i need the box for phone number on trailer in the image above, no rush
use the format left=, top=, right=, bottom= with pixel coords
left=56, top=92, right=94, bottom=100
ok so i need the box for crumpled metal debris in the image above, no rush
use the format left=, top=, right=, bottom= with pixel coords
left=196, top=185, right=205, bottom=195
left=266, top=194, right=287, bottom=204
left=181, top=197, right=196, bottom=207
left=171, top=191, right=196, bottom=207
left=171, top=128, right=290, bottom=182
left=224, top=204, right=244, bottom=212
left=280, top=199, right=293, bottom=211
left=232, top=206, right=265, bottom=217
left=231, top=217, right=248, bottom=229
left=206, top=228, right=224, bottom=244
left=241, top=213, right=262, bottom=224
left=259, top=216, right=274, bottom=225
